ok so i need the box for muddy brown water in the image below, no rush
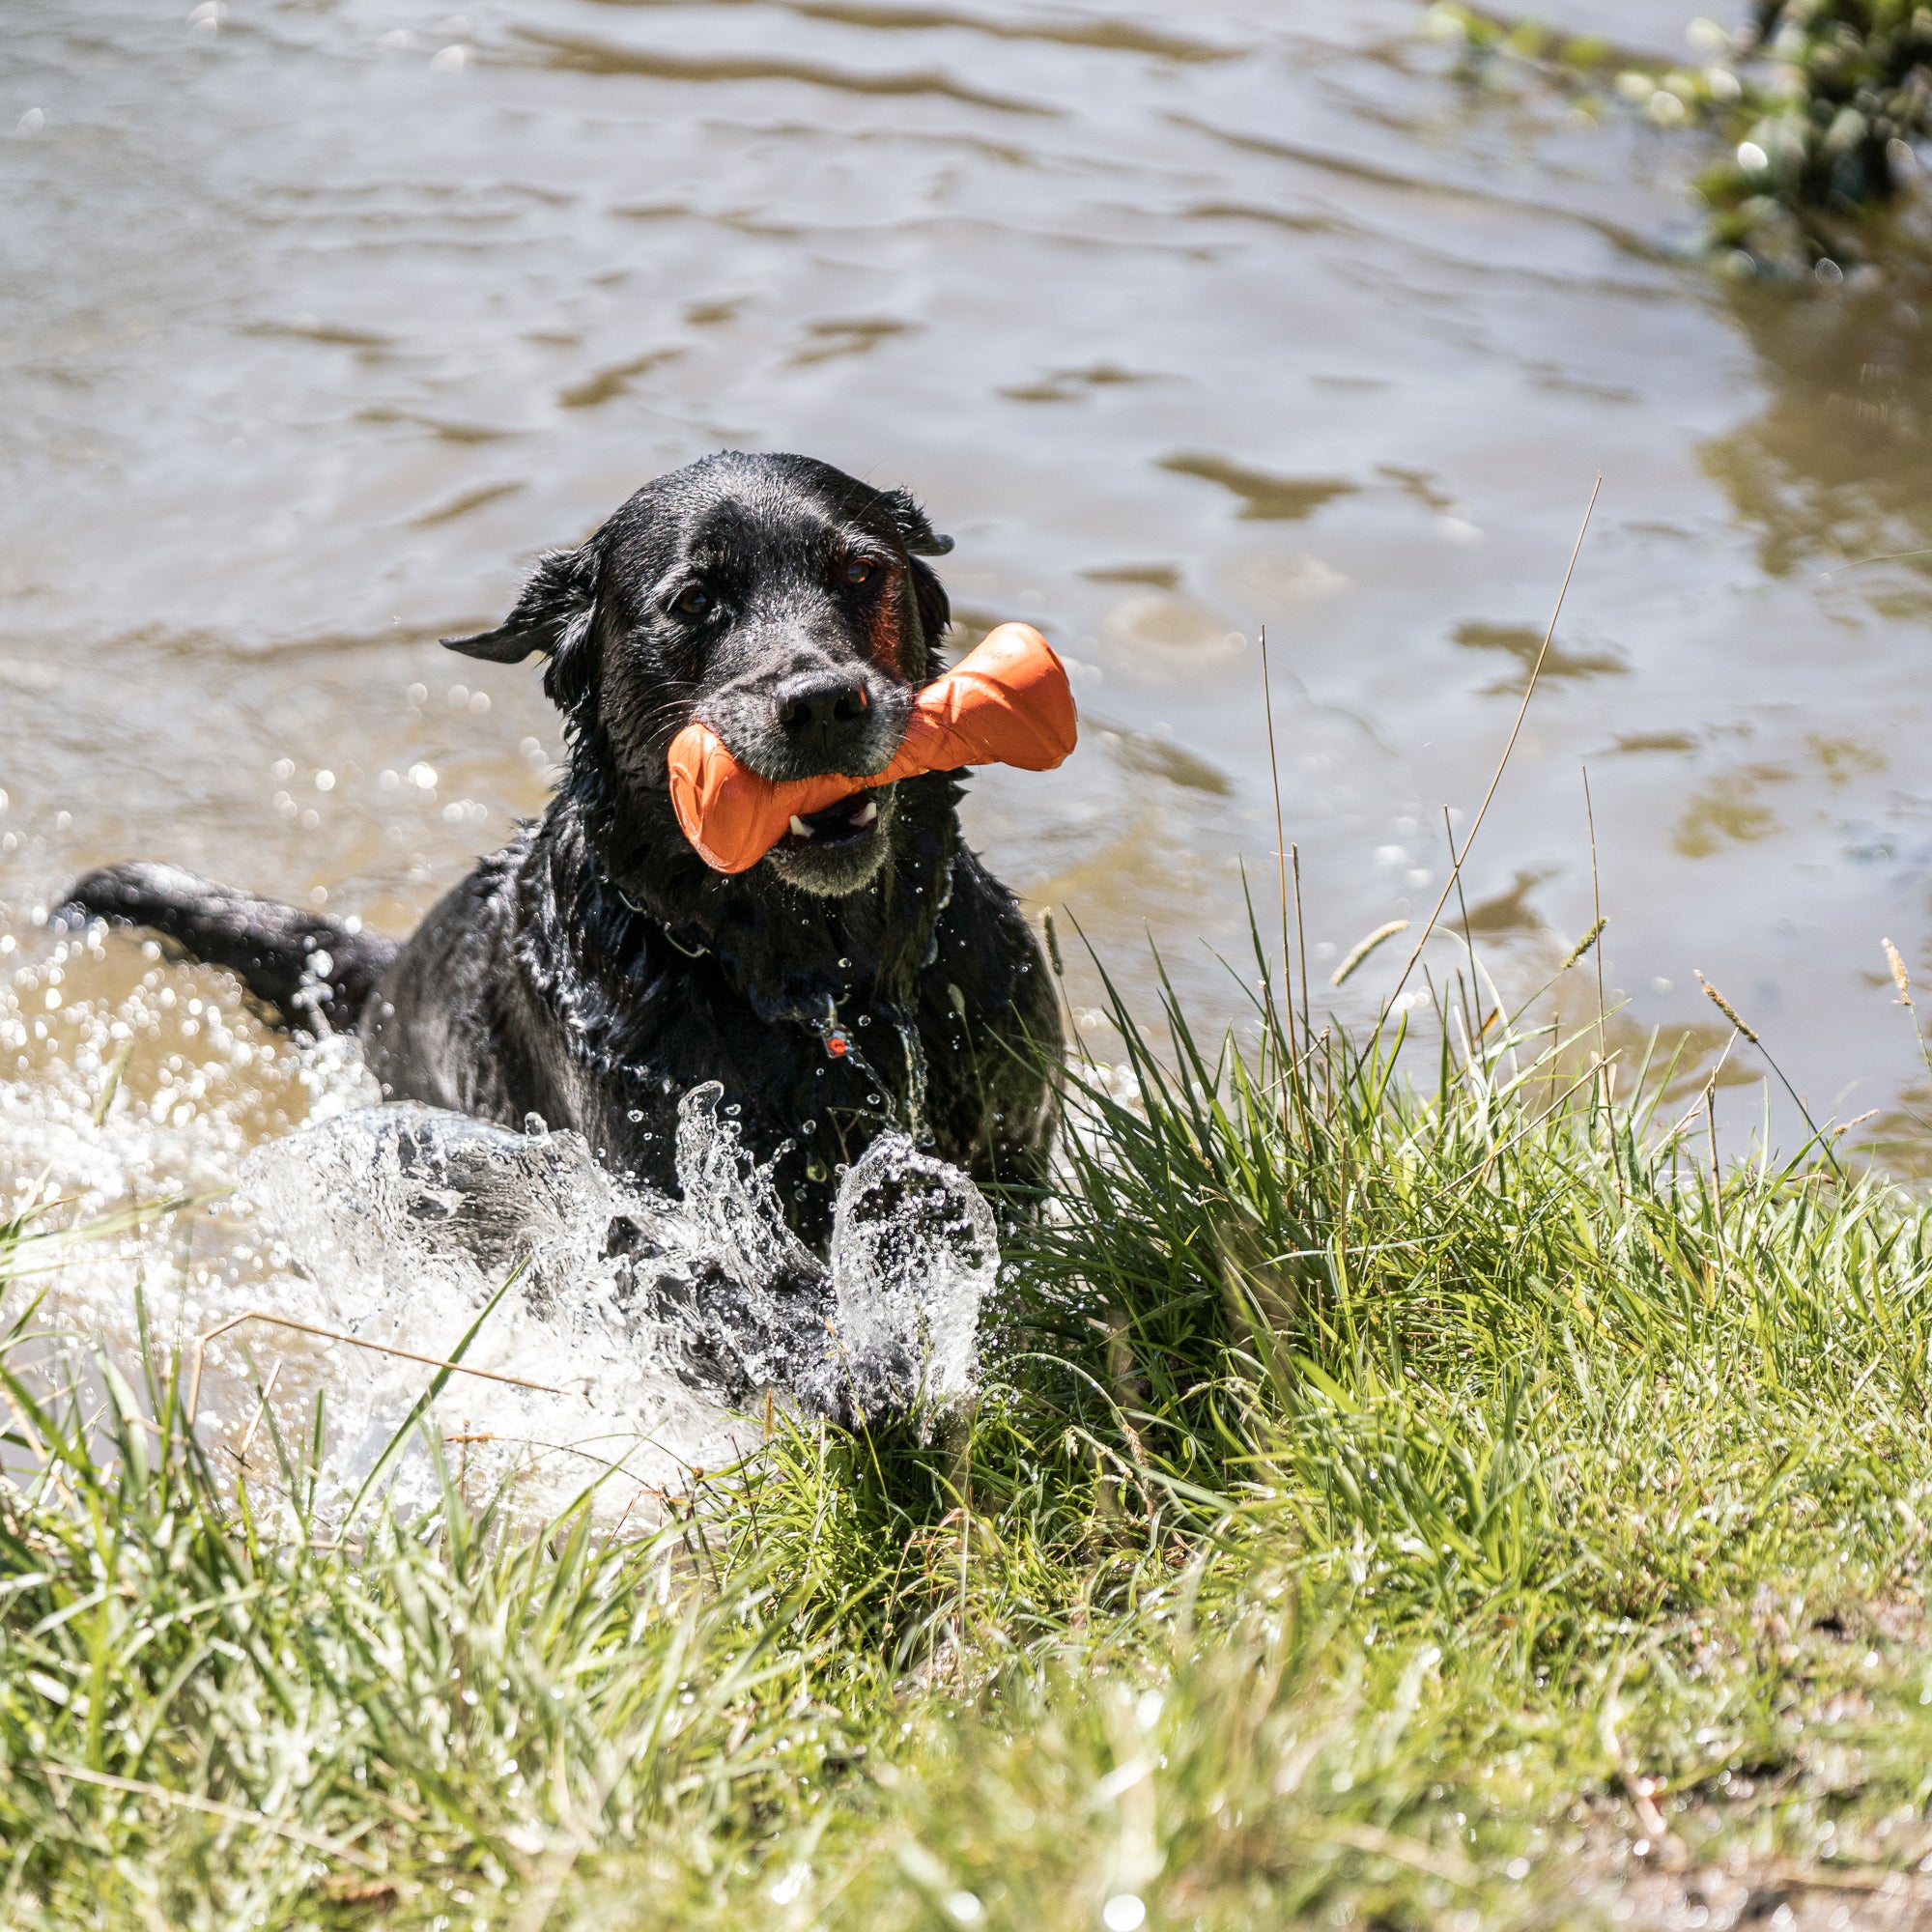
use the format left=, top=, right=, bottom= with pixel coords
left=9, top=0, right=1932, bottom=1179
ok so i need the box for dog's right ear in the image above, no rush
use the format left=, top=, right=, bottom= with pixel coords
left=878, top=487, right=954, bottom=558
left=442, top=545, right=598, bottom=663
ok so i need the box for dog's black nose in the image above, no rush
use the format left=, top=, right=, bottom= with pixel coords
left=774, top=671, right=871, bottom=760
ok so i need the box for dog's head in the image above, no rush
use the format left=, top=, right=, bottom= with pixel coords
left=444, top=452, right=953, bottom=896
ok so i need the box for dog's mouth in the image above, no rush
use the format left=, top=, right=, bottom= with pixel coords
left=777, top=785, right=885, bottom=854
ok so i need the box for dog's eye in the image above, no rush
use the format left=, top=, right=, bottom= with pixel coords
left=842, top=558, right=875, bottom=588
left=674, top=584, right=711, bottom=617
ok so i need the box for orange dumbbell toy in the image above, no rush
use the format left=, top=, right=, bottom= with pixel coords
left=668, top=622, right=1078, bottom=874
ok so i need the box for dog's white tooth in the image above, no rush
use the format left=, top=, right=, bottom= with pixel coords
left=852, top=800, right=878, bottom=826
left=788, top=814, right=813, bottom=839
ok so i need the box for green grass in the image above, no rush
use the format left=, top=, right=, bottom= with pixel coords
left=9, top=928, right=1932, bottom=1928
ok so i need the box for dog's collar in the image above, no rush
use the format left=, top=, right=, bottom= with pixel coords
left=613, top=885, right=711, bottom=959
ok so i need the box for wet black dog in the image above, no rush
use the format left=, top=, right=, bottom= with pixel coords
left=63, top=453, right=1064, bottom=1246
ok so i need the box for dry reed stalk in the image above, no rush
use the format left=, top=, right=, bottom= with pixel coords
left=1387, top=475, right=1602, bottom=1006
left=1751, top=1861, right=1932, bottom=1898
left=1444, top=810, right=1482, bottom=1051
left=29, top=1761, right=384, bottom=1872
left=1039, top=909, right=1090, bottom=1069
left=1706, top=1084, right=1725, bottom=1275
left=1420, top=965, right=1446, bottom=1039
left=1292, top=844, right=1312, bottom=1039
left=1326, top=1821, right=1477, bottom=1889
left=234, top=1357, right=284, bottom=1461
left=1259, top=629, right=1312, bottom=1151
left=1260, top=627, right=1293, bottom=1019
left=186, top=1307, right=566, bottom=1428
left=1582, top=766, right=1608, bottom=1074
left=1577, top=764, right=1624, bottom=1204
left=1448, top=996, right=1475, bottom=1081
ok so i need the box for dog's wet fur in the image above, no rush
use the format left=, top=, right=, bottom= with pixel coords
left=63, top=453, right=1063, bottom=1248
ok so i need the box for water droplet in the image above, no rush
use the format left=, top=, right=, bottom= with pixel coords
left=838, top=958, right=851, bottom=969
left=725, top=1103, right=741, bottom=1117
left=627, top=1109, right=643, bottom=1122
left=856, top=1013, right=870, bottom=1027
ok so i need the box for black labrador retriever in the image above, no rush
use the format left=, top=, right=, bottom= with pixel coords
left=63, top=452, right=1064, bottom=1249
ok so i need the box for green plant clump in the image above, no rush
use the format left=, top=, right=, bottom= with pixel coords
left=1702, top=3, right=1932, bottom=262
left=10, top=929, right=1932, bottom=1926
left=1424, top=2, right=1932, bottom=270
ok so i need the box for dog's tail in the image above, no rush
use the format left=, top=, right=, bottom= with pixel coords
left=57, top=862, right=401, bottom=1032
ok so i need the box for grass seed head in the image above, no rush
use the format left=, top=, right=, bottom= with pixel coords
left=1560, top=915, right=1608, bottom=974
left=1331, top=919, right=1409, bottom=987
left=1886, top=936, right=1914, bottom=1008
left=1694, top=969, right=1759, bottom=1043
left=1041, top=909, right=1065, bottom=978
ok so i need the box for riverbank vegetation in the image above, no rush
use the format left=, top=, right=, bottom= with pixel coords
left=8, top=920, right=1932, bottom=1928
left=1428, top=2, right=1932, bottom=271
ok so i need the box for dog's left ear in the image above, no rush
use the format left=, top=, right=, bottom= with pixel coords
left=442, top=545, right=598, bottom=663
left=879, top=487, right=954, bottom=558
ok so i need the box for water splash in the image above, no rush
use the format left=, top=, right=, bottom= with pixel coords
left=225, top=1101, right=757, bottom=1520
left=831, top=1132, right=998, bottom=1422
left=0, top=924, right=997, bottom=1528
